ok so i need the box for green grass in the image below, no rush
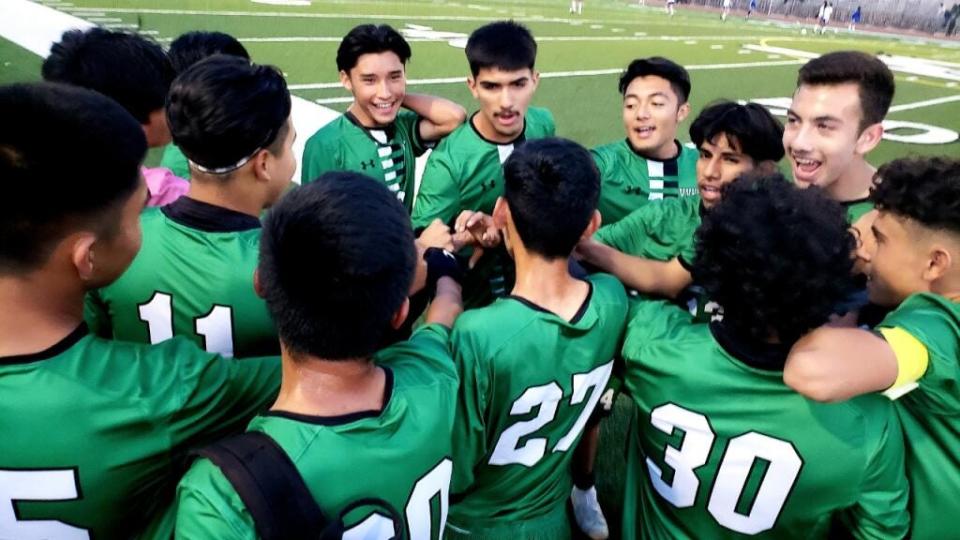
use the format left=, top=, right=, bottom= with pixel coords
left=2, top=1, right=959, bottom=535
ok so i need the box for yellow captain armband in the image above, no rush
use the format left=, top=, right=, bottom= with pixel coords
left=878, top=327, right=929, bottom=400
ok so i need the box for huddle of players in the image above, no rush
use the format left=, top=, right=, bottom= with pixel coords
left=0, top=16, right=957, bottom=540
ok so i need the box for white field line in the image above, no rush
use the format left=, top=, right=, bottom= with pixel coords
left=211, top=34, right=776, bottom=44
left=0, top=0, right=337, bottom=183
left=888, top=94, right=960, bottom=113
left=289, top=59, right=805, bottom=91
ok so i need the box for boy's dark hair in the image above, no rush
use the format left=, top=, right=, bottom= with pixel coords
left=689, top=101, right=785, bottom=163
left=693, top=175, right=856, bottom=346
left=42, top=28, right=174, bottom=124
left=871, top=156, right=960, bottom=236
left=336, top=24, right=411, bottom=73
left=618, top=57, right=691, bottom=104
left=465, top=21, right=537, bottom=77
left=797, top=51, right=895, bottom=131
left=168, top=31, right=250, bottom=74
left=166, top=56, right=291, bottom=175
left=258, top=173, right=416, bottom=360
left=0, top=82, right=146, bottom=273
left=503, top=138, right=600, bottom=259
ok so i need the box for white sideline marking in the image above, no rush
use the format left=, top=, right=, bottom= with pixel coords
left=0, top=0, right=338, bottom=184
left=315, top=96, right=354, bottom=104
left=288, top=59, right=804, bottom=91
left=225, top=34, right=777, bottom=44
left=888, top=95, right=960, bottom=113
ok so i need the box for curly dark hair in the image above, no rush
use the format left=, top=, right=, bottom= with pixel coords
left=692, top=174, right=856, bottom=345
left=871, top=157, right=960, bottom=236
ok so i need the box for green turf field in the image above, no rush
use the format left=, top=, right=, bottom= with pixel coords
left=3, top=0, right=958, bottom=166
left=1, top=0, right=958, bottom=536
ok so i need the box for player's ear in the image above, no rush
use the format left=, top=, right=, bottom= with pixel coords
left=466, top=76, right=479, bottom=99
left=855, top=122, right=884, bottom=155
left=339, top=70, right=353, bottom=92
left=70, top=232, right=99, bottom=282
left=390, top=297, right=410, bottom=330
left=251, top=148, right=273, bottom=183
left=492, top=197, right=509, bottom=228
left=580, top=210, right=602, bottom=241
left=253, top=268, right=265, bottom=298
left=924, top=244, right=953, bottom=283
left=530, top=70, right=540, bottom=89
left=676, top=101, right=691, bottom=123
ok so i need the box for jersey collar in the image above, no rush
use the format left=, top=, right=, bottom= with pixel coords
left=344, top=111, right=397, bottom=142
left=468, top=112, right=527, bottom=147
left=506, top=280, right=595, bottom=326
left=161, top=196, right=261, bottom=233
left=625, top=139, right=683, bottom=175
left=262, top=366, right=395, bottom=426
left=710, top=321, right=790, bottom=372
left=0, top=323, right=88, bottom=366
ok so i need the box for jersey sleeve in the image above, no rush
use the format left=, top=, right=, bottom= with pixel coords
left=838, top=400, right=910, bottom=539
left=84, top=290, right=113, bottom=339
left=877, top=294, right=960, bottom=409
left=449, top=322, right=492, bottom=494
left=411, top=149, right=462, bottom=229
left=160, top=340, right=281, bottom=448
left=300, top=131, right=340, bottom=184
left=593, top=204, right=658, bottom=254
left=175, top=458, right=257, bottom=540
left=396, top=109, right=431, bottom=156
left=541, top=108, right=557, bottom=137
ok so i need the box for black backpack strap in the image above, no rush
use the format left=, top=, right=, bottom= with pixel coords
left=194, top=431, right=330, bottom=540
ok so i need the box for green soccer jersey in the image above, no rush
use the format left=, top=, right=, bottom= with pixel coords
left=0, top=326, right=279, bottom=539
left=175, top=324, right=457, bottom=540
left=411, top=108, right=555, bottom=308
left=411, top=107, right=555, bottom=229
left=85, top=197, right=277, bottom=358
left=877, top=293, right=960, bottom=540
left=591, top=139, right=699, bottom=225
left=161, top=143, right=191, bottom=180
left=301, top=110, right=428, bottom=212
left=619, top=300, right=909, bottom=540
left=448, top=274, right=628, bottom=537
left=843, top=198, right=874, bottom=225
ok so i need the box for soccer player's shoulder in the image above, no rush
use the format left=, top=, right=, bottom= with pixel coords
left=303, top=114, right=352, bottom=152
left=622, top=298, right=702, bottom=357
left=587, top=272, right=629, bottom=309
left=375, top=323, right=458, bottom=387
left=525, top=106, right=555, bottom=136
left=176, top=454, right=254, bottom=539
left=451, top=298, right=540, bottom=355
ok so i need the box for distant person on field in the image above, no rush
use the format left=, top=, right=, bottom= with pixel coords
left=849, top=5, right=862, bottom=31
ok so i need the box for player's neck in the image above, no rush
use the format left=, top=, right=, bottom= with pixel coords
left=0, top=271, right=85, bottom=357
left=827, top=159, right=875, bottom=202
left=186, top=179, right=264, bottom=218
left=511, top=248, right=590, bottom=322
left=471, top=112, right=524, bottom=145
left=271, top=350, right=387, bottom=418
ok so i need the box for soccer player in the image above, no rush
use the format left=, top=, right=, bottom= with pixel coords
left=721, top=0, right=732, bottom=21
left=578, top=101, right=783, bottom=302
left=301, top=24, right=466, bottom=213
left=42, top=28, right=188, bottom=206
left=621, top=175, right=908, bottom=539
left=176, top=172, right=464, bottom=538
left=746, top=0, right=757, bottom=19
left=784, top=157, right=960, bottom=540
left=85, top=56, right=293, bottom=358
left=161, top=30, right=251, bottom=180
left=666, top=0, right=677, bottom=16
left=412, top=20, right=555, bottom=307
left=591, top=57, right=698, bottom=225
left=0, top=82, right=279, bottom=539
left=568, top=101, right=783, bottom=539
left=784, top=51, right=893, bottom=225
left=447, top=138, right=628, bottom=539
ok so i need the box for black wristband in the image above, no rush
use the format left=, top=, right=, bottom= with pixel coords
left=424, top=247, right=464, bottom=288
